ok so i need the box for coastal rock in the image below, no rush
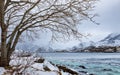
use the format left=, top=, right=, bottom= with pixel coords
left=79, top=65, right=87, bottom=69
left=79, top=71, right=87, bottom=73
left=34, top=58, right=45, bottom=63
left=56, top=65, right=78, bottom=75
left=102, top=68, right=113, bottom=71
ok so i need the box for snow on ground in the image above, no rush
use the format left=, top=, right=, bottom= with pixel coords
left=0, top=51, right=75, bottom=75
left=44, top=60, right=59, bottom=71
left=31, top=63, right=44, bottom=70
left=0, top=67, right=5, bottom=75
left=61, top=71, right=71, bottom=75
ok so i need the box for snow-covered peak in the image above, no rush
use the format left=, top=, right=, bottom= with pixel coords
left=96, top=33, right=120, bottom=46
left=101, top=33, right=120, bottom=41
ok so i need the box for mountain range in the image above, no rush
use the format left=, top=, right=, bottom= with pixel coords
left=16, top=33, right=120, bottom=52
left=78, top=33, right=120, bottom=48
left=65, top=33, right=120, bottom=52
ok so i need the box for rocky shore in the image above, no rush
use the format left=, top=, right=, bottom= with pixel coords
left=0, top=51, right=80, bottom=75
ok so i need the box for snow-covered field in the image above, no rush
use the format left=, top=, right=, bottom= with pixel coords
left=40, top=53, right=120, bottom=75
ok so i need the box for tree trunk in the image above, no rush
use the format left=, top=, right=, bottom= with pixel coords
left=0, top=0, right=9, bottom=67
left=0, top=30, right=9, bottom=67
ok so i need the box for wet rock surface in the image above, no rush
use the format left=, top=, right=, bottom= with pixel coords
left=79, top=65, right=87, bottom=69
left=102, top=68, right=113, bottom=71
left=56, top=65, right=78, bottom=75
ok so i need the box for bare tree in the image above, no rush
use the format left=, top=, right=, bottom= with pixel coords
left=0, top=0, right=98, bottom=67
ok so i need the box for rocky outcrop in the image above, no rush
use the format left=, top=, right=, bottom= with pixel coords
left=56, top=65, right=78, bottom=75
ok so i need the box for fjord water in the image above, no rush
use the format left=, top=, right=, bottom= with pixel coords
left=40, top=53, right=120, bottom=75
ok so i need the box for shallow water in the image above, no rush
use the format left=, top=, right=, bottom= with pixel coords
left=39, top=53, right=120, bottom=75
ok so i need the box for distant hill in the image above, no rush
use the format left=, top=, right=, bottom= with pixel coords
left=97, top=33, right=120, bottom=46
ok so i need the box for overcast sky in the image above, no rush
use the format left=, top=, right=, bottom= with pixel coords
left=28, top=0, right=120, bottom=49
left=79, top=0, right=120, bottom=40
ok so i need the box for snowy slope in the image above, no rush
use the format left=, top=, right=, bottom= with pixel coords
left=96, top=33, right=120, bottom=46
left=69, top=33, right=120, bottom=52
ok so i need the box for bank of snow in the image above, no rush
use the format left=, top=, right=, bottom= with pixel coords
left=0, top=51, right=78, bottom=75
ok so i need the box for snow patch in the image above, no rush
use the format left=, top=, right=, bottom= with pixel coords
left=0, top=67, right=6, bottom=75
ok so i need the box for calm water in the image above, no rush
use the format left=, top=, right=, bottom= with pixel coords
left=39, top=53, right=120, bottom=75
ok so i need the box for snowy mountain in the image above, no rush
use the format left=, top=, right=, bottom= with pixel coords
left=16, top=33, right=120, bottom=52
left=97, top=33, right=120, bottom=46
left=69, top=33, right=120, bottom=52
